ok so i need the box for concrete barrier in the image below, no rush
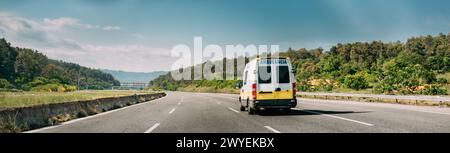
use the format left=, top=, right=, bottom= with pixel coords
left=297, top=93, right=449, bottom=107
left=0, top=93, right=166, bottom=133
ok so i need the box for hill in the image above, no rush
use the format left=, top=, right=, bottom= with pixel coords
left=101, top=69, right=166, bottom=83
left=0, top=38, right=120, bottom=91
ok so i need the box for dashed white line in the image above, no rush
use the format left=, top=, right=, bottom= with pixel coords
left=169, top=108, right=176, bottom=114
left=299, top=109, right=374, bottom=126
left=228, top=107, right=239, bottom=113
left=216, top=102, right=222, bottom=105
left=24, top=94, right=169, bottom=133
left=264, top=126, right=281, bottom=133
left=144, top=123, right=160, bottom=133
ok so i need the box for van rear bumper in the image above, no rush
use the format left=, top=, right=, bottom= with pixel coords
left=254, top=99, right=297, bottom=109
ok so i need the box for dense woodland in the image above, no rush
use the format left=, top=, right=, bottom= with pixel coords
left=151, top=33, right=450, bottom=95
left=0, top=38, right=120, bottom=92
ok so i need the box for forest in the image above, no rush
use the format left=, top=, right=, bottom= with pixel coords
left=150, top=33, right=450, bottom=95
left=0, top=38, right=120, bottom=92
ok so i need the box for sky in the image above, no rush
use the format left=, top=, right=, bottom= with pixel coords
left=1, top=0, right=450, bottom=72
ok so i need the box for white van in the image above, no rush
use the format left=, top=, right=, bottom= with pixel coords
left=238, top=57, right=297, bottom=114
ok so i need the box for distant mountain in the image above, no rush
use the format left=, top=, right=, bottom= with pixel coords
left=101, top=69, right=167, bottom=83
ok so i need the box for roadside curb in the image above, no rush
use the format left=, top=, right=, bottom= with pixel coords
left=297, top=94, right=450, bottom=107
left=0, top=92, right=166, bottom=133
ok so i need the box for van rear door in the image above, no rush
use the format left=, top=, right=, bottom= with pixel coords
left=257, top=59, right=275, bottom=100
left=257, top=64, right=274, bottom=99
left=274, top=64, right=293, bottom=101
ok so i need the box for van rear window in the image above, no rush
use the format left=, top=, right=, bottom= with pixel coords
left=278, top=66, right=290, bottom=83
left=258, top=66, right=271, bottom=84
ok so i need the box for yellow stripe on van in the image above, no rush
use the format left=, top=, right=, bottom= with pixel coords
left=256, top=90, right=293, bottom=100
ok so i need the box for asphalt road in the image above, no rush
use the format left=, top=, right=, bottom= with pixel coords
left=26, top=92, right=450, bottom=133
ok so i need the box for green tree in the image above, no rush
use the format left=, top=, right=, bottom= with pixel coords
left=0, top=38, right=17, bottom=81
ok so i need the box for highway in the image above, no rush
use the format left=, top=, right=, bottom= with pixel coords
left=26, top=92, right=450, bottom=133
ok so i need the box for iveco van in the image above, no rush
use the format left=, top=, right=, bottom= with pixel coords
left=238, top=57, right=297, bottom=114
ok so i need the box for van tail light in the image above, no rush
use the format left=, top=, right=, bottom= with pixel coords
left=252, top=83, right=257, bottom=100
left=292, top=82, right=296, bottom=98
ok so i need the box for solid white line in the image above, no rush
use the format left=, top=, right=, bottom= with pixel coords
left=228, top=107, right=239, bottom=113
left=300, top=98, right=450, bottom=116
left=411, top=109, right=450, bottom=116
left=299, top=109, right=374, bottom=126
left=144, top=123, right=160, bottom=133
left=24, top=93, right=169, bottom=133
left=264, top=126, right=281, bottom=133
left=169, top=108, right=176, bottom=114
left=216, top=102, right=222, bottom=105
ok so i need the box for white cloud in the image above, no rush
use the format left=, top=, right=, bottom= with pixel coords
left=103, top=26, right=121, bottom=31
left=43, top=17, right=96, bottom=29
left=0, top=11, right=172, bottom=72
left=132, top=33, right=145, bottom=39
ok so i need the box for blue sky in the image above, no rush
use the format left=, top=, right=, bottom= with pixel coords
left=1, top=0, right=450, bottom=72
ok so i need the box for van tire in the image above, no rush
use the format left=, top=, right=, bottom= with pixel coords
left=248, top=107, right=255, bottom=115
left=283, top=108, right=291, bottom=114
left=240, top=105, right=245, bottom=111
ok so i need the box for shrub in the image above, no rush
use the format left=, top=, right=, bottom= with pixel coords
left=57, top=86, right=66, bottom=92
left=343, top=74, right=369, bottom=90
left=372, top=84, right=384, bottom=94
left=436, top=78, right=448, bottom=84
left=321, top=83, right=334, bottom=92
left=419, top=85, right=448, bottom=95
left=31, top=83, right=60, bottom=92
left=65, top=85, right=77, bottom=92
left=0, top=78, right=12, bottom=89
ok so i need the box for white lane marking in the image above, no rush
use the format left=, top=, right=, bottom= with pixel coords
left=228, top=107, right=239, bottom=113
left=300, top=98, right=450, bottom=116
left=24, top=93, right=169, bottom=133
left=216, top=102, right=222, bottom=105
left=298, top=109, right=374, bottom=126
left=144, top=123, right=160, bottom=133
left=169, top=108, right=176, bottom=114
left=300, top=100, right=375, bottom=112
left=264, top=126, right=281, bottom=133
left=411, top=109, right=450, bottom=116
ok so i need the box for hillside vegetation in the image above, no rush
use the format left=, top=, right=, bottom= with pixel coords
left=0, top=38, right=120, bottom=92
left=101, top=69, right=166, bottom=83
left=150, top=33, right=450, bottom=95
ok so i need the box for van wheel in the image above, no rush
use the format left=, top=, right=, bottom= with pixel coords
left=283, top=108, right=292, bottom=114
left=240, top=105, right=245, bottom=111
left=246, top=99, right=254, bottom=114
left=248, top=107, right=255, bottom=115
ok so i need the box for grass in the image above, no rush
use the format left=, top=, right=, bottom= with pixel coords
left=0, top=90, right=157, bottom=108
